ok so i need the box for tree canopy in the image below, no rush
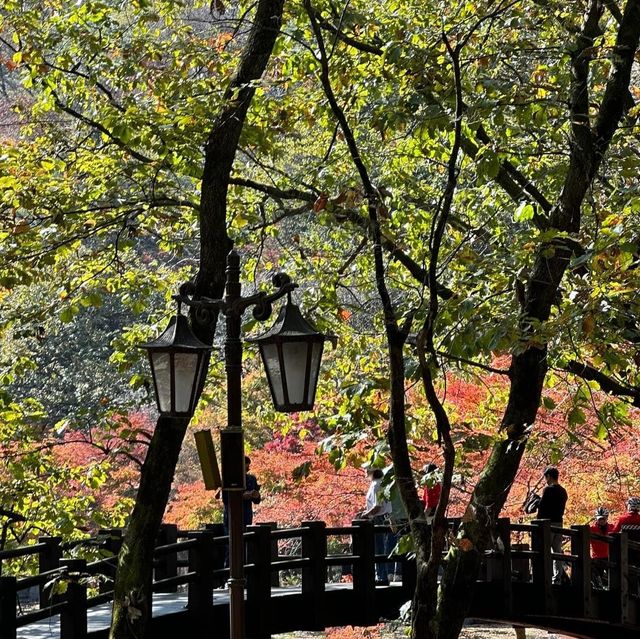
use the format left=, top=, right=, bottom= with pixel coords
left=1, top=0, right=639, bottom=637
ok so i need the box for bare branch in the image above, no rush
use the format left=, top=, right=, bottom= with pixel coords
left=310, top=7, right=384, bottom=55
left=436, top=350, right=511, bottom=376
left=564, top=360, right=640, bottom=407
left=51, top=92, right=156, bottom=165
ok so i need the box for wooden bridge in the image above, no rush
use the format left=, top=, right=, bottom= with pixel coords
left=1, top=518, right=639, bottom=639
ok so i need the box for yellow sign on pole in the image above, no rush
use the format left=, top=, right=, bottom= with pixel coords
left=194, top=429, right=222, bottom=490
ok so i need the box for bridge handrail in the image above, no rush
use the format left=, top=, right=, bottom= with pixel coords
left=87, top=591, right=115, bottom=608
left=5, top=517, right=640, bottom=638
left=154, top=538, right=197, bottom=556
left=270, top=557, right=311, bottom=571
left=17, top=567, right=60, bottom=590
left=0, top=542, right=48, bottom=561
left=326, top=554, right=359, bottom=567
left=15, top=600, right=67, bottom=627
left=152, top=571, right=196, bottom=590
left=270, top=527, right=307, bottom=540
left=325, top=526, right=354, bottom=536
left=509, top=523, right=534, bottom=533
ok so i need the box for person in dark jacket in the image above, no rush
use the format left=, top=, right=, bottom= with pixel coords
left=222, top=456, right=261, bottom=568
left=223, top=456, right=261, bottom=530
left=536, top=466, right=568, bottom=584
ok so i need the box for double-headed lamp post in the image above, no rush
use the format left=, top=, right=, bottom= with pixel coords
left=141, top=250, right=333, bottom=639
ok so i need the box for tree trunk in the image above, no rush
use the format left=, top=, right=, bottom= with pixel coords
left=109, top=2, right=285, bottom=637
left=427, top=2, right=640, bottom=636
left=110, top=416, right=189, bottom=637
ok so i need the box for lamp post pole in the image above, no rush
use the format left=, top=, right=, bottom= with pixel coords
left=143, top=248, right=333, bottom=639
left=223, top=252, right=247, bottom=639
left=173, top=250, right=296, bottom=639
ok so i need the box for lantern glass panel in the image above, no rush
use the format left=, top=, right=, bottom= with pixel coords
left=307, top=341, right=324, bottom=405
left=281, top=341, right=309, bottom=405
left=151, top=352, right=172, bottom=413
left=261, top=343, right=284, bottom=406
left=193, top=353, right=210, bottom=402
left=174, top=352, right=200, bottom=413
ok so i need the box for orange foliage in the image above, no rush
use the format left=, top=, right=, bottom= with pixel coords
left=250, top=440, right=363, bottom=527
left=164, top=481, right=221, bottom=529
left=326, top=625, right=386, bottom=639
left=35, top=373, right=637, bottom=536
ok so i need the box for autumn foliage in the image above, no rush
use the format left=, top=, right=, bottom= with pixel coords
left=2, top=369, right=638, bottom=544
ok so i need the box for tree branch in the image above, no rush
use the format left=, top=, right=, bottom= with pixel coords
left=51, top=92, right=156, bottom=165
left=310, top=8, right=384, bottom=55
left=603, top=0, right=624, bottom=23
left=564, top=360, right=640, bottom=407
left=436, top=350, right=511, bottom=376
left=229, top=176, right=316, bottom=202
left=594, top=0, right=640, bottom=154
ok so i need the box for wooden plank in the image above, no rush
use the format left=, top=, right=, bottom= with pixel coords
left=38, top=536, right=62, bottom=609
left=186, top=531, right=215, bottom=626
left=59, top=558, right=87, bottom=639
left=0, top=576, right=17, bottom=639
left=610, top=532, right=630, bottom=624
left=352, top=519, right=376, bottom=625
left=155, top=524, right=178, bottom=593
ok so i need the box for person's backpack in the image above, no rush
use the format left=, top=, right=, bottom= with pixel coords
left=523, top=491, right=541, bottom=514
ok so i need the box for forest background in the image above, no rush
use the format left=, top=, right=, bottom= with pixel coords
left=0, top=0, right=639, bottom=637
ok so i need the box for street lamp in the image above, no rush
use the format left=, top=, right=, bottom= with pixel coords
left=141, top=249, right=333, bottom=639
left=248, top=293, right=329, bottom=412
left=140, top=310, right=211, bottom=417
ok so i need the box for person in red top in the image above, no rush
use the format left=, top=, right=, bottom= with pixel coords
left=590, top=507, right=613, bottom=589
left=590, top=507, right=614, bottom=558
left=421, top=464, right=442, bottom=521
left=611, top=497, right=640, bottom=594
left=611, top=497, right=640, bottom=534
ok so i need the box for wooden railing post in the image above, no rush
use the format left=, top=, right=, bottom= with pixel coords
left=302, top=521, right=327, bottom=631
left=261, top=522, right=280, bottom=587
left=610, top=532, right=630, bottom=624
left=38, top=536, right=62, bottom=608
left=246, top=525, right=272, bottom=639
left=530, top=520, right=553, bottom=614
left=187, top=530, right=215, bottom=625
left=204, top=523, right=227, bottom=588
left=0, top=576, right=17, bottom=639
left=59, top=558, right=87, bottom=639
left=399, top=549, right=416, bottom=599
left=496, top=517, right=513, bottom=615
left=352, top=519, right=376, bottom=625
left=98, top=528, right=123, bottom=554
left=570, top=525, right=593, bottom=618
left=155, top=523, right=178, bottom=593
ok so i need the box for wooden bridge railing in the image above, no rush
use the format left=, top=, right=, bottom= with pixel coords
left=0, top=518, right=638, bottom=639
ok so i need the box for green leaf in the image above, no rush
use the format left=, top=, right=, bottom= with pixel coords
left=514, top=202, right=535, bottom=222
left=542, top=396, right=556, bottom=410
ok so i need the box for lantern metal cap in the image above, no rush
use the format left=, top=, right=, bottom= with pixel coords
left=141, top=313, right=213, bottom=352
left=247, top=297, right=336, bottom=345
